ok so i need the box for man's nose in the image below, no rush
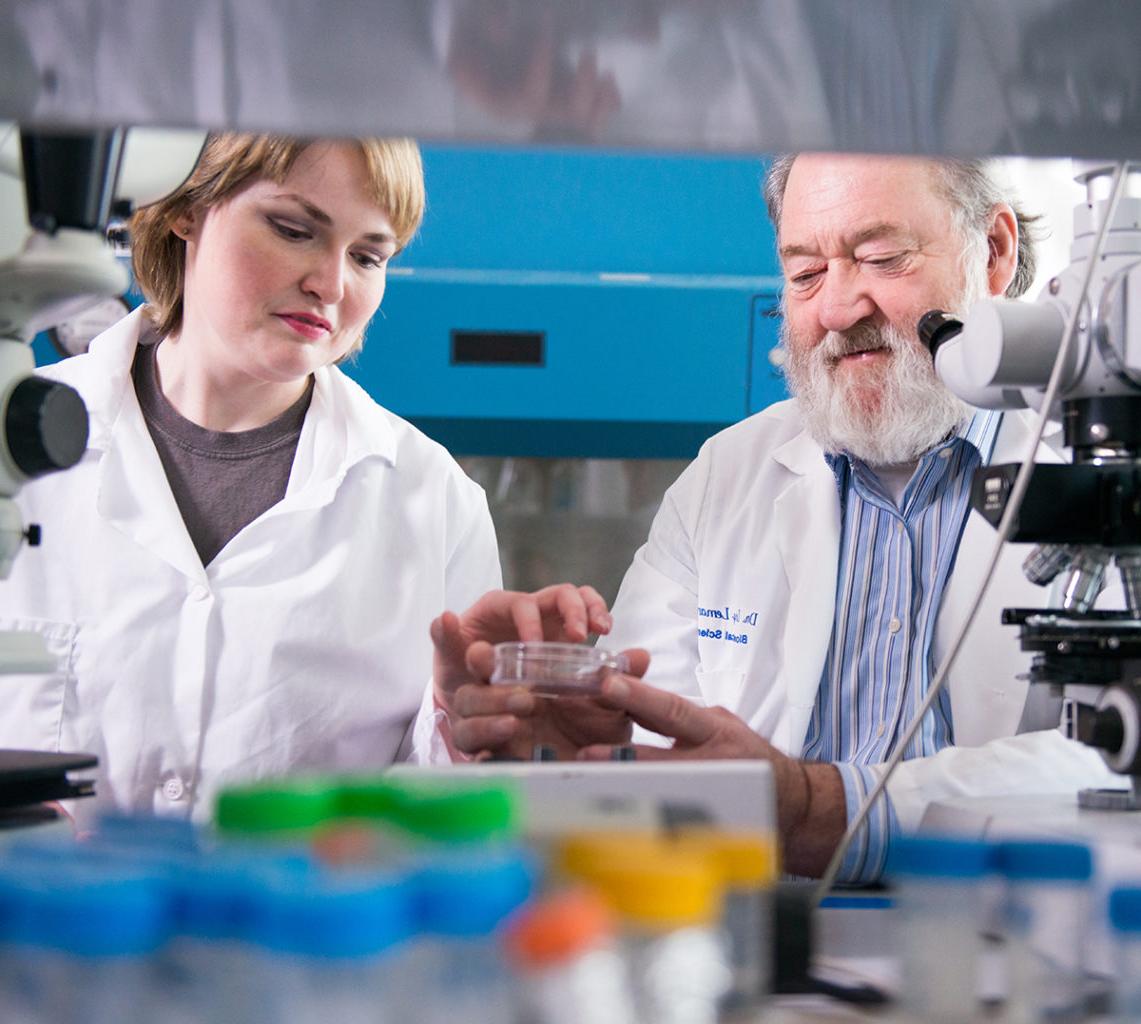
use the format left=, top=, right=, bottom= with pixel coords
left=301, top=251, right=345, bottom=305
left=816, top=264, right=875, bottom=334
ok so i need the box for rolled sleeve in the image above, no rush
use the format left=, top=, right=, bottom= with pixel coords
left=833, top=761, right=899, bottom=885
left=409, top=680, right=456, bottom=765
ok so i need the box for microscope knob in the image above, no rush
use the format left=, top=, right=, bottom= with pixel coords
left=1092, top=686, right=1141, bottom=776
left=5, top=377, right=89, bottom=478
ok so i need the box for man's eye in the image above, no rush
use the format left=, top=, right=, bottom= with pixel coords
left=788, top=269, right=822, bottom=288
left=862, top=253, right=906, bottom=270
left=353, top=252, right=389, bottom=270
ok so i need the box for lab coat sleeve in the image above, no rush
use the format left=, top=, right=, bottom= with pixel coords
left=409, top=482, right=502, bottom=765
left=829, top=731, right=1122, bottom=884
left=607, top=461, right=707, bottom=704
left=607, top=458, right=715, bottom=748
left=874, top=728, right=1124, bottom=835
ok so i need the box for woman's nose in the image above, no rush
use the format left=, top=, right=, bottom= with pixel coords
left=301, top=252, right=346, bottom=305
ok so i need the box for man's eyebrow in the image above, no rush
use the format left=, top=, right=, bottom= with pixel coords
left=779, top=221, right=916, bottom=261
left=779, top=242, right=821, bottom=260
left=273, top=193, right=397, bottom=246
left=848, top=221, right=916, bottom=248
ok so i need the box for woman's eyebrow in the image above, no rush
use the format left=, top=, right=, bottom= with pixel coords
left=272, top=192, right=396, bottom=246
left=273, top=193, right=332, bottom=225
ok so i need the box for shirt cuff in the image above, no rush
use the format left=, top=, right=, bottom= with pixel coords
left=832, top=762, right=899, bottom=885
left=410, top=678, right=466, bottom=765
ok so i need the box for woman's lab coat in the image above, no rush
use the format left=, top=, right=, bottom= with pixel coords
left=606, top=399, right=1121, bottom=831
left=0, top=309, right=501, bottom=825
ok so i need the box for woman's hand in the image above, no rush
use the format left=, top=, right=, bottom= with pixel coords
left=430, top=584, right=646, bottom=760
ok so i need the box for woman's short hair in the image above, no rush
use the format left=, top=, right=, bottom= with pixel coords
left=130, top=133, right=425, bottom=339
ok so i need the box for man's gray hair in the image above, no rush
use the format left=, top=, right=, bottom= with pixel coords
left=762, top=154, right=1040, bottom=299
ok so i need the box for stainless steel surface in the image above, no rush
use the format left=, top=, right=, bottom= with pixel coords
left=3, top=0, right=1141, bottom=158
left=461, top=456, right=686, bottom=605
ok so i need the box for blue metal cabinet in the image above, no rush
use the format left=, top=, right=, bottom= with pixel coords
left=346, top=145, right=787, bottom=457
left=355, top=267, right=782, bottom=458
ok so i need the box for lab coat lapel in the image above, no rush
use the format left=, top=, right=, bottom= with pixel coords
left=95, top=381, right=207, bottom=584
left=273, top=365, right=396, bottom=516
left=772, top=429, right=841, bottom=752
left=70, top=312, right=205, bottom=583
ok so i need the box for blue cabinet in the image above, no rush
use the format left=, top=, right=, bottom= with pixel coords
left=346, top=145, right=787, bottom=458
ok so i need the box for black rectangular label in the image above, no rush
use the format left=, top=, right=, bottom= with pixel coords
left=451, top=330, right=544, bottom=366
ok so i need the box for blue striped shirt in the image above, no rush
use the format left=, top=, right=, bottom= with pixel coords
left=802, top=410, right=1002, bottom=883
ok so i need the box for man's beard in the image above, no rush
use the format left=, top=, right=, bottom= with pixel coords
left=782, top=293, right=983, bottom=466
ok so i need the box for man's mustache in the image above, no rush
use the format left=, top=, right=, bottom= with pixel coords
left=821, top=324, right=897, bottom=364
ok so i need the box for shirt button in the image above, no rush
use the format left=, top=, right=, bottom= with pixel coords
left=877, top=723, right=886, bottom=737
left=190, top=584, right=210, bottom=601
left=938, top=448, right=952, bottom=459
left=888, top=616, right=902, bottom=633
left=162, top=777, right=186, bottom=801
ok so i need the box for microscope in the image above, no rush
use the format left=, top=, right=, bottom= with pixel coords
left=920, top=162, right=1141, bottom=810
left=0, top=125, right=204, bottom=809
left=0, top=125, right=204, bottom=672
left=0, top=129, right=123, bottom=672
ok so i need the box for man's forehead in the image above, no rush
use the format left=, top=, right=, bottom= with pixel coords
left=779, top=154, right=945, bottom=251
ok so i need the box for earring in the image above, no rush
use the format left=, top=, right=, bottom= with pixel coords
left=172, top=214, right=195, bottom=240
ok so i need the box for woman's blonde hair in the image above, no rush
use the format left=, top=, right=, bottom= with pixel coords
left=130, top=133, right=425, bottom=339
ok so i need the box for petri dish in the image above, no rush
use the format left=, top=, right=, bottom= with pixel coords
left=490, top=642, right=629, bottom=697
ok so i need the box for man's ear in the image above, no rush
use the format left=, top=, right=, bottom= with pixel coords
left=986, top=203, right=1018, bottom=297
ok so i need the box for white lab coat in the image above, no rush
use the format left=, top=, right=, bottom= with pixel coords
left=606, top=398, right=1121, bottom=831
left=0, top=309, right=501, bottom=826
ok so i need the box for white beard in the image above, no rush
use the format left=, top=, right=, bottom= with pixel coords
left=782, top=279, right=987, bottom=465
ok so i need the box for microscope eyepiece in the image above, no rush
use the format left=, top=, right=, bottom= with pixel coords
left=917, top=310, right=964, bottom=358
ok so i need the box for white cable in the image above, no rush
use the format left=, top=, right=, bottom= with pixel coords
left=812, top=161, right=1131, bottom=903
left=0, top=123, right=18, bottom=179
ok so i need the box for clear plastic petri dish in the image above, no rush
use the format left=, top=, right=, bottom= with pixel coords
left=490, top=642, right=629, bottom=697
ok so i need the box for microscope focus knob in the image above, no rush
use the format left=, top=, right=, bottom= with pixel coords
left=5, top=377, right=89, bottom=478
left=1091, top=686, right=1141, bottom=776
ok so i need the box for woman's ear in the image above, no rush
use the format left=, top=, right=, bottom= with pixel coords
left=985, top=203, right=1018, bottom=297
left=171, top=208, right=198, bottom=241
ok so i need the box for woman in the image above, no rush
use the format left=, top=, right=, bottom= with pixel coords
left=0, top=133, right=502, bottom=825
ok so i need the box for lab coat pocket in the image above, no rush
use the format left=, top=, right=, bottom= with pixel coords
left=694, top=666, right=746, bottom=712
left=0, top=617, right=76, bottom=751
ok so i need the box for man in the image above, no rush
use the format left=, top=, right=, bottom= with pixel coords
left=425, top=153, right=1120, bottom=881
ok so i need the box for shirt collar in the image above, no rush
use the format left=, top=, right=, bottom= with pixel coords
left=824, top=407, right=1004, bottom=490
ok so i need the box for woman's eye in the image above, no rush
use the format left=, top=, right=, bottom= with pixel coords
left=353, top=252, right=388, bottom=270
left=268, top=218, right=310, bottom=241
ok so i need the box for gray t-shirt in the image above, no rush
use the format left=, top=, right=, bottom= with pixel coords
left=132, top=340, right=313, bottom=566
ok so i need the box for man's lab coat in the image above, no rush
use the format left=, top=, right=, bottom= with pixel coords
left=0, top=309, right=501, bottom=825
left=606, top=399, right=1121, bottom=831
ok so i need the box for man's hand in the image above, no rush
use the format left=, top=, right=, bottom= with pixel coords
left=448, top=651, right=645, bottom=760
left=582, top=674, right=846, bottom=877
left=431, top=584, right=647, bottom=760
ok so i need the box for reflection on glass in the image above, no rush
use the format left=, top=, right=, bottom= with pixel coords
left=460, top=456, right=685, bottom=605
